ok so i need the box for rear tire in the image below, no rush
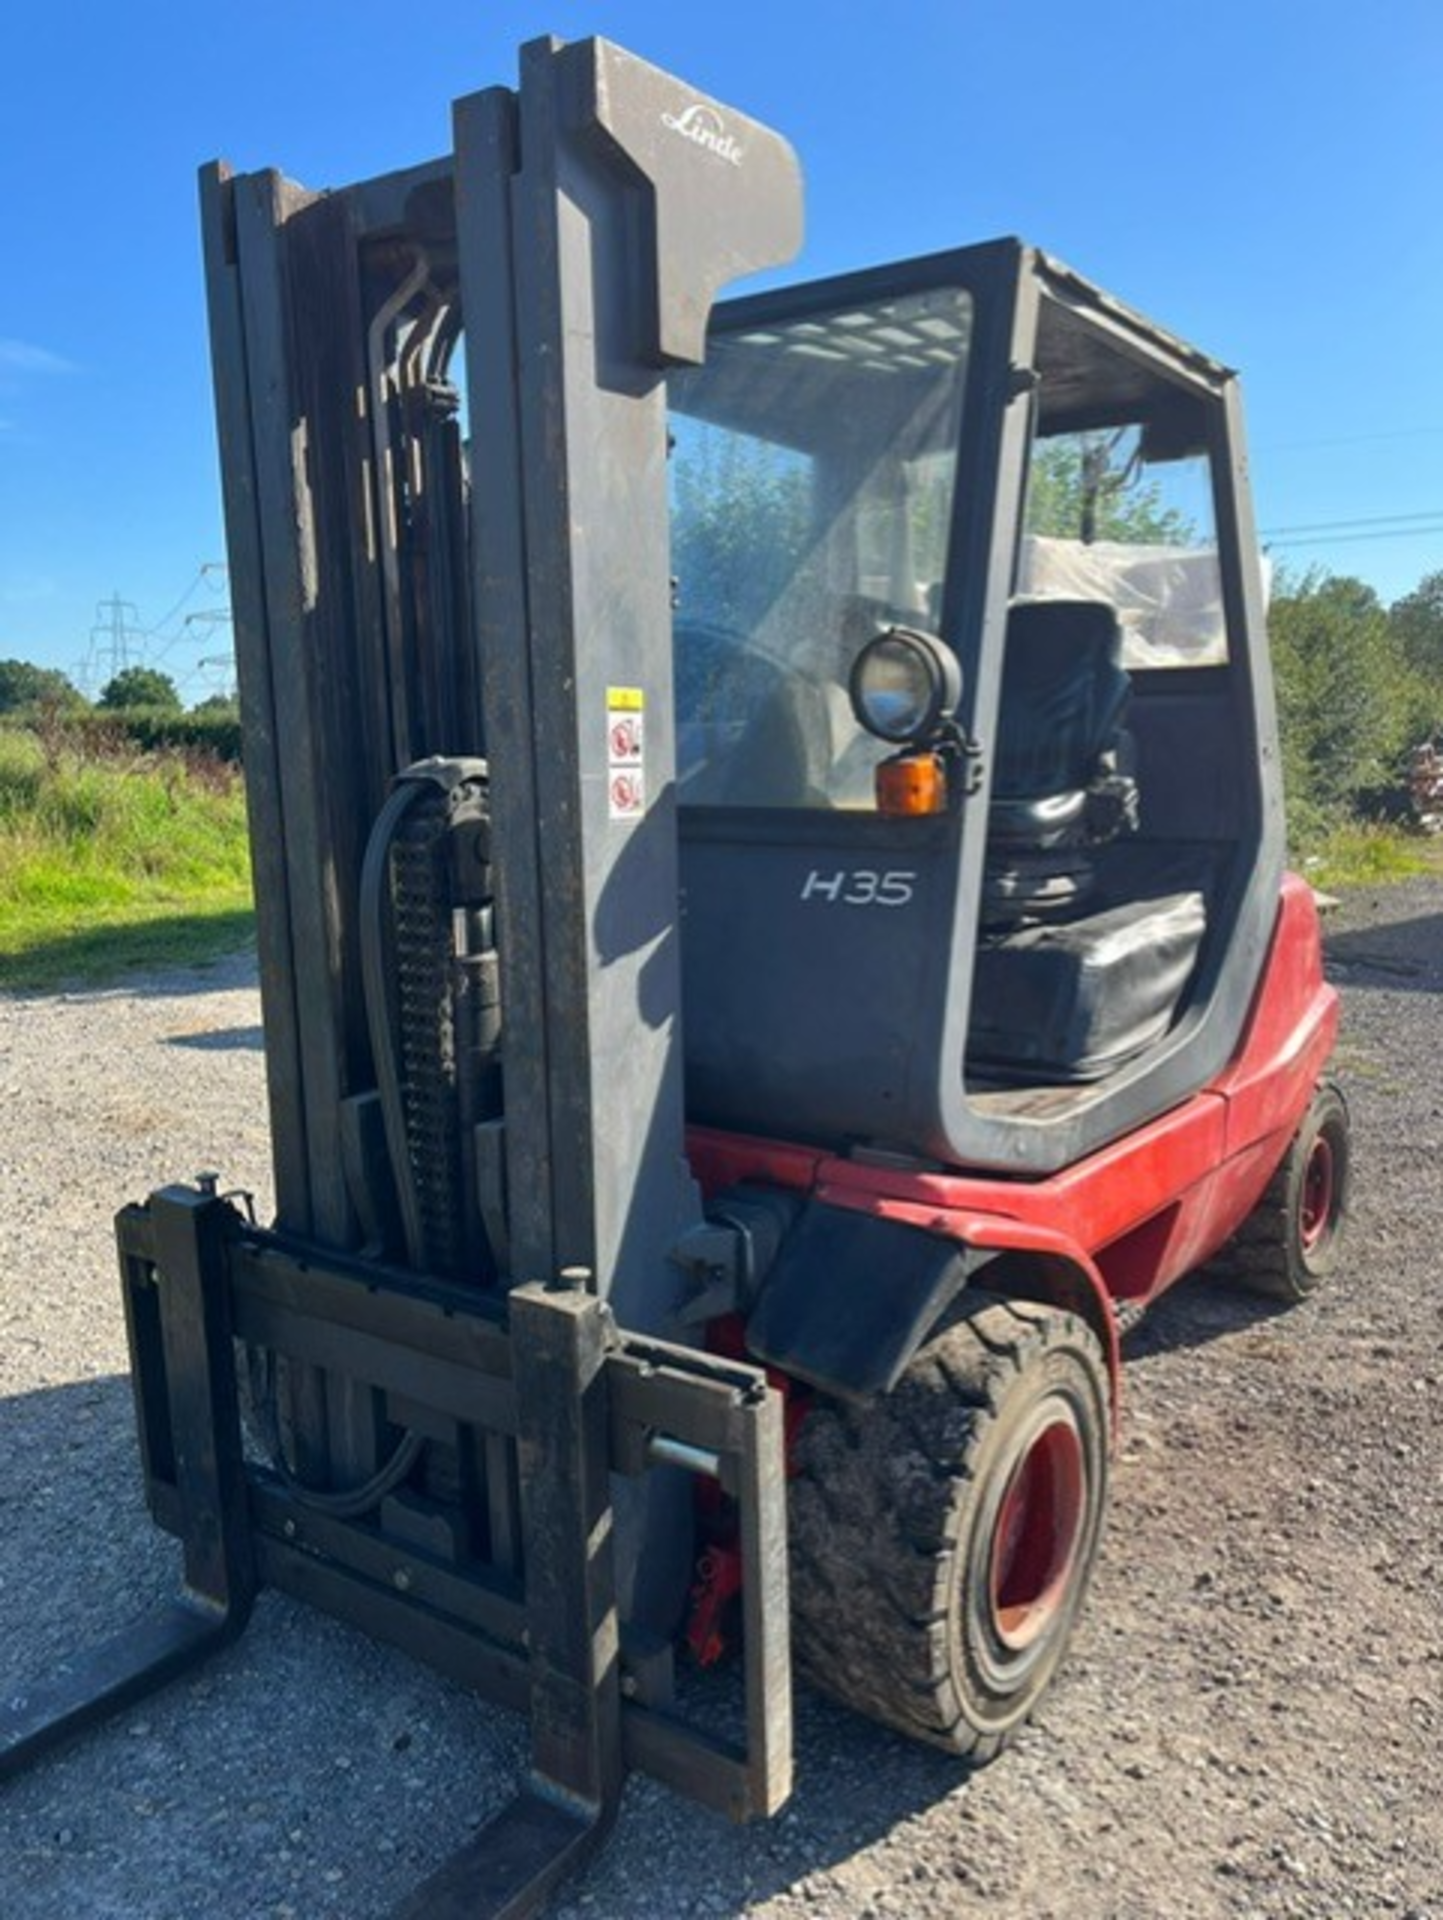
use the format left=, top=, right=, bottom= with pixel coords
left=1214, top=1080, right=1350, bottom=1303
left=788, top=1292, right=1110, bottom=1761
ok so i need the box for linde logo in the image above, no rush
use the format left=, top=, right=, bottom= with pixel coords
left=661, top=103, right=744, bottom=166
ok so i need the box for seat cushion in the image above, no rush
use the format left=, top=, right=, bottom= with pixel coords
left=968, top=891, right=1207, bottom=1083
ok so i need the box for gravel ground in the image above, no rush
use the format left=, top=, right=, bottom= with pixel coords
left=2, top=875, right=1441, bottom=1920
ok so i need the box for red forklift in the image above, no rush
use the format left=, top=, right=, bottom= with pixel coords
left=0, top=35, right=1346, bottom=1916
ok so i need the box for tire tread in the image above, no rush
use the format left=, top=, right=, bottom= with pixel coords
left=788, top=1290, right=1107, bottom=1756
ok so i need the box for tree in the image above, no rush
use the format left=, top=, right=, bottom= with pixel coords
left=670, top=425, right=813, bottom=633
left=0, top=658, right=85, bottom=713
left=191, top=691, right=239, bottom=717
left=98, top=665, right=182, bottom=711
left=1269, top=572, right=1417, bottom=830
left=1389, top=571, right=1443, bottom=734
left=1026, top=433, right=1196, bottom=546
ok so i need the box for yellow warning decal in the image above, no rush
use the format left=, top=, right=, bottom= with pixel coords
left=607, top=686, right=645, bottom=712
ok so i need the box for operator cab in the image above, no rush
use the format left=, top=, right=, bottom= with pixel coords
left=670, top=242, right=1282, bottom=1174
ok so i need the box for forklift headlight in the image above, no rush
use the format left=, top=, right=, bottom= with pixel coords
left=849, top=627, right=961, bottom=746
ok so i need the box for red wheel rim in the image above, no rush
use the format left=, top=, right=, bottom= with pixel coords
left=989, top=1413, right=1086, bottom=1653
left=1299, top=1133, right=1336, bottom=1254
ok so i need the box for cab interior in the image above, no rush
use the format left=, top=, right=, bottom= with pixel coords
left=669, top=245, right=1274, bottom=1167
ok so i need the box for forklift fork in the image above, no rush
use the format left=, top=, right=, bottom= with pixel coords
left=2, top=1185, right=791, bottom=1917
left=1, top=1189, right=255, bottom=1782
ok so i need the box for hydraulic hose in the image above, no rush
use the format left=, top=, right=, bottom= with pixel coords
left=359, top=778, right=433, bottom=1269
left=251, top=776, right=433, bottom=1521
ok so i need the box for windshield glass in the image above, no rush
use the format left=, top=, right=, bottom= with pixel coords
left=669, top=285, right=974, bottom=807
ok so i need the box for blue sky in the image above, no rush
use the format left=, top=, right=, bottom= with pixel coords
left=2, top=1, right=1440, bottom=698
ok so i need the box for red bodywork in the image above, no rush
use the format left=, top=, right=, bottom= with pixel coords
left=686, top=875, right=1338, bottom=1420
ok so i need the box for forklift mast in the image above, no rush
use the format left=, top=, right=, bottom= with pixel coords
left=206, top=36, right=804, bottom=1630
left=213, top=35, right=799, bottom=1326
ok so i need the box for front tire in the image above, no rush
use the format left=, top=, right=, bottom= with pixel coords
left=1216, top=1079, right=1351, bottom=1303
left=788, top=1292, right=1111, bottom=1761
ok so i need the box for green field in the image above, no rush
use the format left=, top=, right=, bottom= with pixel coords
left=0, top=726, right=254, bottom=989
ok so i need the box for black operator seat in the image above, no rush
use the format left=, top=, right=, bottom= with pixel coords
left=969, top=597, right=1207, bottom=1085
left=982, top=596, right=1136, bottom=925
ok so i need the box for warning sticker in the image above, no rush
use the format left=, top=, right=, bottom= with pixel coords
left=609, top=769, right=645, bottom=819
left=607, top=687, right=646, bottom=820
left=609, top=711, right=644, bottom=764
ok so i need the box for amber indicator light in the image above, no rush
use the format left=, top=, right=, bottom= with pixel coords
left=876, top=752, right=947, bottom=816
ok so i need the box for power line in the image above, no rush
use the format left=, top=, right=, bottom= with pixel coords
left=1258, top=508, right=1443, bottom=555
left=1264, top=523, right=1443, bottom=551
left=1260, top=508, right=1443, bottom=538
left=147, top=562, right=229, bottom=662
left=142, top=568, right=209, bottom=642
left=70, top=565, right=230, bottom=697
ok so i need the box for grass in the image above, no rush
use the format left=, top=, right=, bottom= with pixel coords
left=0, top=726, right=254, bottom=990
left=1, top=717, right=1437, bottom=991
left=1298, top=820, right=1443, bottom=893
